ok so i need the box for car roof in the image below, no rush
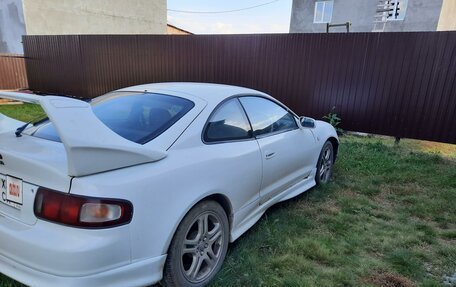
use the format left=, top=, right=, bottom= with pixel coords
left=115, top=82, right=268, bottom=105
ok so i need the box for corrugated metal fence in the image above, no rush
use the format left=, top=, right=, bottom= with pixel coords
left=0, top=54, right=28, bottom=90
left=23, top=33, right=456, bottom=143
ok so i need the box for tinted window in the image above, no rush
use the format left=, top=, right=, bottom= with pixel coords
left=33, top=92, right=194, bottom=144
left=204, top=99, right=252, bottom=143
left=239, top=97, right=298, bottom=137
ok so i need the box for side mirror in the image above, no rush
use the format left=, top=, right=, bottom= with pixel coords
left=300, top=117, right=316, bottom=128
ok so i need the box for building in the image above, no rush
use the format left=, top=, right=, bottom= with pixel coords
left=0, top=0, right=167, bottom=54
left=0, top=0, right=26, bottom=54
left=290, top=0, right=456, bottom=33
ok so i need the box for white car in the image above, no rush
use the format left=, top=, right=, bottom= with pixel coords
left=0, top=83, right=338, bottom=287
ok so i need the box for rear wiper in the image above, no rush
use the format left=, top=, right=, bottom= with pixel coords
left=15, top=116, right=49, bottom=137
left=15, top=122, right=31, bottom=137
left=32, top=117, right=49, bottom=126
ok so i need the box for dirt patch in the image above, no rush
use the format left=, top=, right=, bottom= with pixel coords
left=379, top=183, right=426, bottom=196
left=413, top=140, right=456, bottom=159
left=315, top=198, right=341, bottom=215
left=363, top=272, right=415, bottom=287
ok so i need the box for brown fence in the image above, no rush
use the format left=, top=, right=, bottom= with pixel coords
left=0, top=54, right=28, bottom=90
left=23, top=33, right=456, bottom=143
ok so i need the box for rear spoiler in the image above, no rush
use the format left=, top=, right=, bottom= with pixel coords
left=0, top=92, right=167, bottom=177
left=0, top=113, right=26, bottom=132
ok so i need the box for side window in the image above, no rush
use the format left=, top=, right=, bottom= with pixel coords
left=239, top=96, right=298, bottom=137
left=204, top=98, right=252, bottom=143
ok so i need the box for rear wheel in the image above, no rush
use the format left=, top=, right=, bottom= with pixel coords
left=316, top=141, right=334, bottom=185
left=162, top=200, right=229, bottom=287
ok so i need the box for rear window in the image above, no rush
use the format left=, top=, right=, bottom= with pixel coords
left=32, top=92, right=194, bottom=144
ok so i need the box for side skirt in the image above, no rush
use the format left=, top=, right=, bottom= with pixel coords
left=230, top=168, right=317, bottom=242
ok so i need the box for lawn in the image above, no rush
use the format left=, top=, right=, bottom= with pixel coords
left=0, top=103, right=45, bottom=123
left=0, top=105, right=455, bottom=287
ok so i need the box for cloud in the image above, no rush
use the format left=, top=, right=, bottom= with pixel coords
left=168, top=15, right=288, bottom=34
left=212, top=22, right=237, bottom=34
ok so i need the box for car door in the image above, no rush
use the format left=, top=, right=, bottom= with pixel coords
left=239, top=96, right=316, bottom=205
left=202, top=98, right=262, bottom=213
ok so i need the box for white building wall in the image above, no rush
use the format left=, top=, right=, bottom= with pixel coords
left=290, top=0, right=445, bottom=33
left=0, top=0, right=26, bottom=53
left=23, top=0, right=167, bottom=35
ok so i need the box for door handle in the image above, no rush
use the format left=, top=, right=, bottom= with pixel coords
left=265, top=152, right=276, bottom=159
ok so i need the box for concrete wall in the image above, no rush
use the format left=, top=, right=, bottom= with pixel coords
left=437, top=0, right=456, bottom=31
left=0, top=0, right=26, bottom=53
left=385, top=0, right=443, bottom=32
left=23, top=0, right=166, bottom=35
left=290, top=0, right=375, bottom=32
left=290, top=0, right=444, bottom=33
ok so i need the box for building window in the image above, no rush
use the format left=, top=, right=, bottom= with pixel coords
left=385, top=0, right=408, bottom=21
left=314, top=1, right=333, bottom=23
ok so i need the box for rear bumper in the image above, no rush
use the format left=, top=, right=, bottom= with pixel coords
left=0, top=252, right=166, bottom=287
left=0, top=215, right=165, bottom=286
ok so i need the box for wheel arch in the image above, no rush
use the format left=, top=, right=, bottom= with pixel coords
left=204, top=193, right=233, bottom=227
left=163, top=193, right=233, bottom=255
left=327, top=136, right=339, bottom=162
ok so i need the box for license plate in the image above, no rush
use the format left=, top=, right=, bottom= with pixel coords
left=1, top=176, right=23, bottom=209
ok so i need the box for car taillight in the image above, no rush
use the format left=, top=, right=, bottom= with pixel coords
left=34, top=187, right=133, bottom=228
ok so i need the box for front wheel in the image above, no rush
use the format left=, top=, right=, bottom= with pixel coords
left=162, top=200, right=229, bottom=287
left=316, top=141, right=334, bottom=185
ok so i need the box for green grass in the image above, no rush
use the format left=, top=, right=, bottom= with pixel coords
left=0, top=115, right=454, bottom=286
left=209, top=135, right=455, bottom=287
left=0, top=103, right=45, bottom=123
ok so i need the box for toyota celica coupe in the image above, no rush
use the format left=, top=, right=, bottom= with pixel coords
left=0, top=83, right=338, bottom=287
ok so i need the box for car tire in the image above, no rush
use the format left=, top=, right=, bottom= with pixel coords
left=315, top=141, right=334, bottom=185
left=161, top=200, right=229, bottom=287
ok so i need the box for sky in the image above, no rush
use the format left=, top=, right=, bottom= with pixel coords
left=167, top=0, right=293, bottom=34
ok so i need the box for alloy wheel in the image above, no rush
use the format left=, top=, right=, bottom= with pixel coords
left=319, top=145, right=333, bottom=183
left=181, top=212, right=224, bottom=283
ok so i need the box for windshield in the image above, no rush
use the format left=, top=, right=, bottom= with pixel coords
left=32, top=92, right=195, bottom=144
